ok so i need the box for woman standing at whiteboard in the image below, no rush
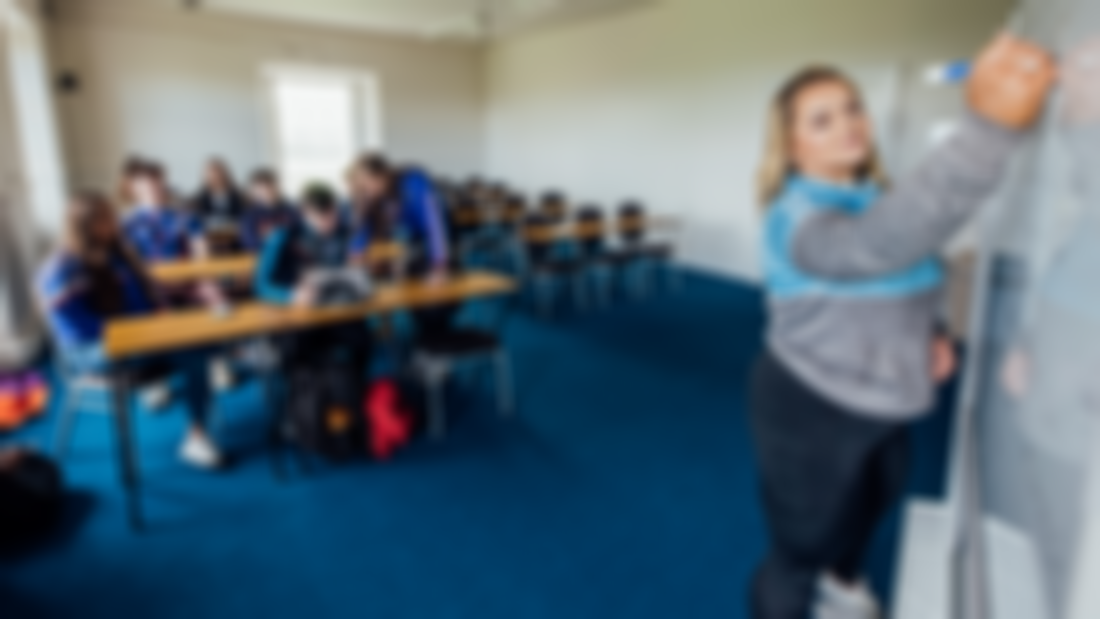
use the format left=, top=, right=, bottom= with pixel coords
left=749, top=35, right=1055, bottom=619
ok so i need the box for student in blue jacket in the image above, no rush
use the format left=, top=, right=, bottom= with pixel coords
left=255, top=184, right=373, bottom=368
left=748, top=36, right=1056, bottom=619
left=38, top=191, right=224, bottom=470
left=346, top=155, right=451, bottom=280
left=241, top=168, right=298, bottom=253
left=346, top=155, right=455, bottom=339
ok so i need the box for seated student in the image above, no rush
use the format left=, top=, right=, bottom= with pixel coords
left=122, top=161, right=210, bottom=263
left=37, top=191, right=224, bottom=469
left=255, top=184, right=373, bottom=367
left=121, top=162, right=233, bottom=387
left=241, top=168, right=298, bottom=253
left=116, top=155, right=148, bottom=213
left=192, top=158, right=247, bottom=241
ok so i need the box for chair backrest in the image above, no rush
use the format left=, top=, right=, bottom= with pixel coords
left=618, top=201, right=647, bottom=244
left=504, top=194, right=527, bottom=229
left=450, top=196, right=483, bottom=233
left=575, top=206, right=607, bottom=256
left=38, top=309, right=111, bottom=399
left=522, top=214, right=557, bottom=263
left=539, top=191, right=567, bottom=223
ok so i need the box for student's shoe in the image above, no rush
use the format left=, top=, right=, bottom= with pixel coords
left=814, top=573, right=881, bottom=619
left=179, top=434, right=224, bottom=471
left=210, top=359, right=235, bottom=392
left=140, top=383, right=173, bottom=414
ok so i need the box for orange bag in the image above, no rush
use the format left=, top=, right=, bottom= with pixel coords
left=0, top=374, right=49, bottom=432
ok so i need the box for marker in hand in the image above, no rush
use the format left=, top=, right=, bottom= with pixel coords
left=925, top=60, right=973, bottom=86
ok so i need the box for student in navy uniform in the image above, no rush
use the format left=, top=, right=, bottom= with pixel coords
left=241, top=168, right=298, bottom=253
left=38, top=191, right=225, bottom=470
left=122, top=162, right=209, bottom=263
left=255, top=183, right=373, bottom=368
left=115, top=155, right=148, bottom=213
left=191, top=158, right=247, bottom=248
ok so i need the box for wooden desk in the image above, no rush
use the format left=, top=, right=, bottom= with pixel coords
left=106, top=272, right=515, bottom=360
left=453, top=208, right=524, bottom=227
left=102, top=271, right=517, bottom=530
left=149, top=242, right=406, bottom=286
left=524, top=216, right=681, bottom=243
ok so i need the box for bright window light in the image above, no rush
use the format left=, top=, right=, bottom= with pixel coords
left=265, top=66, right=382, bottom=197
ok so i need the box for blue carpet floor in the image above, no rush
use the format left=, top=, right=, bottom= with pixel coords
left=0, top=271, right=954, bottom=619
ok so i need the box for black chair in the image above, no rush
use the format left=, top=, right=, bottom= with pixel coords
left=539, top=191, right=568, bottom=224
left=521, top=214, right=588, bottom=316
left=574, top=206, right=619, bottom=308
left=616, top=201, right=677, bottom=295
left=458, top=189, right=522, bottom=272
left=411, top=328, right=515, bottom=439
left=450, top=196, right=486, bottom=262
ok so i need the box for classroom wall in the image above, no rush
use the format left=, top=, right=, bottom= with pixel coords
left=484, top=0, right=1016, bottom=279
left=46, top=0, right=487, bottom=195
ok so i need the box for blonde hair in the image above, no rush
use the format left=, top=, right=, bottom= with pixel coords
left=756, top=66, right=889, bottom=210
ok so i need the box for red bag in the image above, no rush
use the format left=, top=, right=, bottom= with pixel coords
left=364, top=380, right=415, bottom=461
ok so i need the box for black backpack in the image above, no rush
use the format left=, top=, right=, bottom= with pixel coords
left=0, top=449, right=64, bottom=550
left=284, top=363, right=367, bottom=461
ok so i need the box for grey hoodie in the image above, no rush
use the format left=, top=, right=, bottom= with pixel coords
left=765, top=114, right=1022, bottom=420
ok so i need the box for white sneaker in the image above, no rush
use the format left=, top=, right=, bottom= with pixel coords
left=179, top=433, right=224, bottom=471
left=210, top=359, right=235, bottom=392
left=140, top=382, right=173, bottom=413
left=814, top=573, right=881, bottom=619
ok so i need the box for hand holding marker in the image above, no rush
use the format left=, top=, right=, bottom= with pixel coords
left=926, top=34, right=1057, bottom=133
left=925, top=60, right=975, bottom=86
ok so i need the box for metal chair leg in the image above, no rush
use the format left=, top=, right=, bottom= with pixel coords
left=586, top=271, right=602, bottom=310
left=265, top=376, right=288, bottom=482
left=537, top=277, right=555, bottom=319
left=110, top=371, right=143, bottom=532
left=427, top=378, right=447, bottom=440
left=573, top=274, right=589, bottom=312
left=667, top=261, right=681, bottom=292
left=52, top=390, right=78, bottom=459
left=628, top=263, right=645, bottom=300
left=599, top=268, right=613, bottom=308
left=494, top=350, right=515, bottom=417
left=639, top=261, right=654, bottom=299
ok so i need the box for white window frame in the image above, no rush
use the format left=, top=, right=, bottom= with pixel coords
left=261, top=63, right=383, bottom=193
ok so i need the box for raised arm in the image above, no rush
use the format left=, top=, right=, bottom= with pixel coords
left=793, top=116, right=1020, bottom=280
left=794, top=34, right=1056, bottom=281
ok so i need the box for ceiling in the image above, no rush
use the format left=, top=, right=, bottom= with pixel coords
left=185, top=0, right=653, bottom=40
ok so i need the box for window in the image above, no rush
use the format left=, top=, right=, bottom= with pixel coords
left=264, top=65, right=382, bottom=196
left=2, top=0, right=67, bottom=231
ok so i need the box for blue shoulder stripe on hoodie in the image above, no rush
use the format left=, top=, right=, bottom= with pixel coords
left=762, top=176, right=944, bottom=300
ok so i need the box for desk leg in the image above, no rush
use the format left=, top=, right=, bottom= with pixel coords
left=112, top=370, right=143, bottom=531
left=265, top=367, right=288, bottom=481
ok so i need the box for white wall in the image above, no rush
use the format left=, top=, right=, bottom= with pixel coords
left=485, top=0, right=1015, bottom=279
left=47, top=0, right=487, bottom=195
